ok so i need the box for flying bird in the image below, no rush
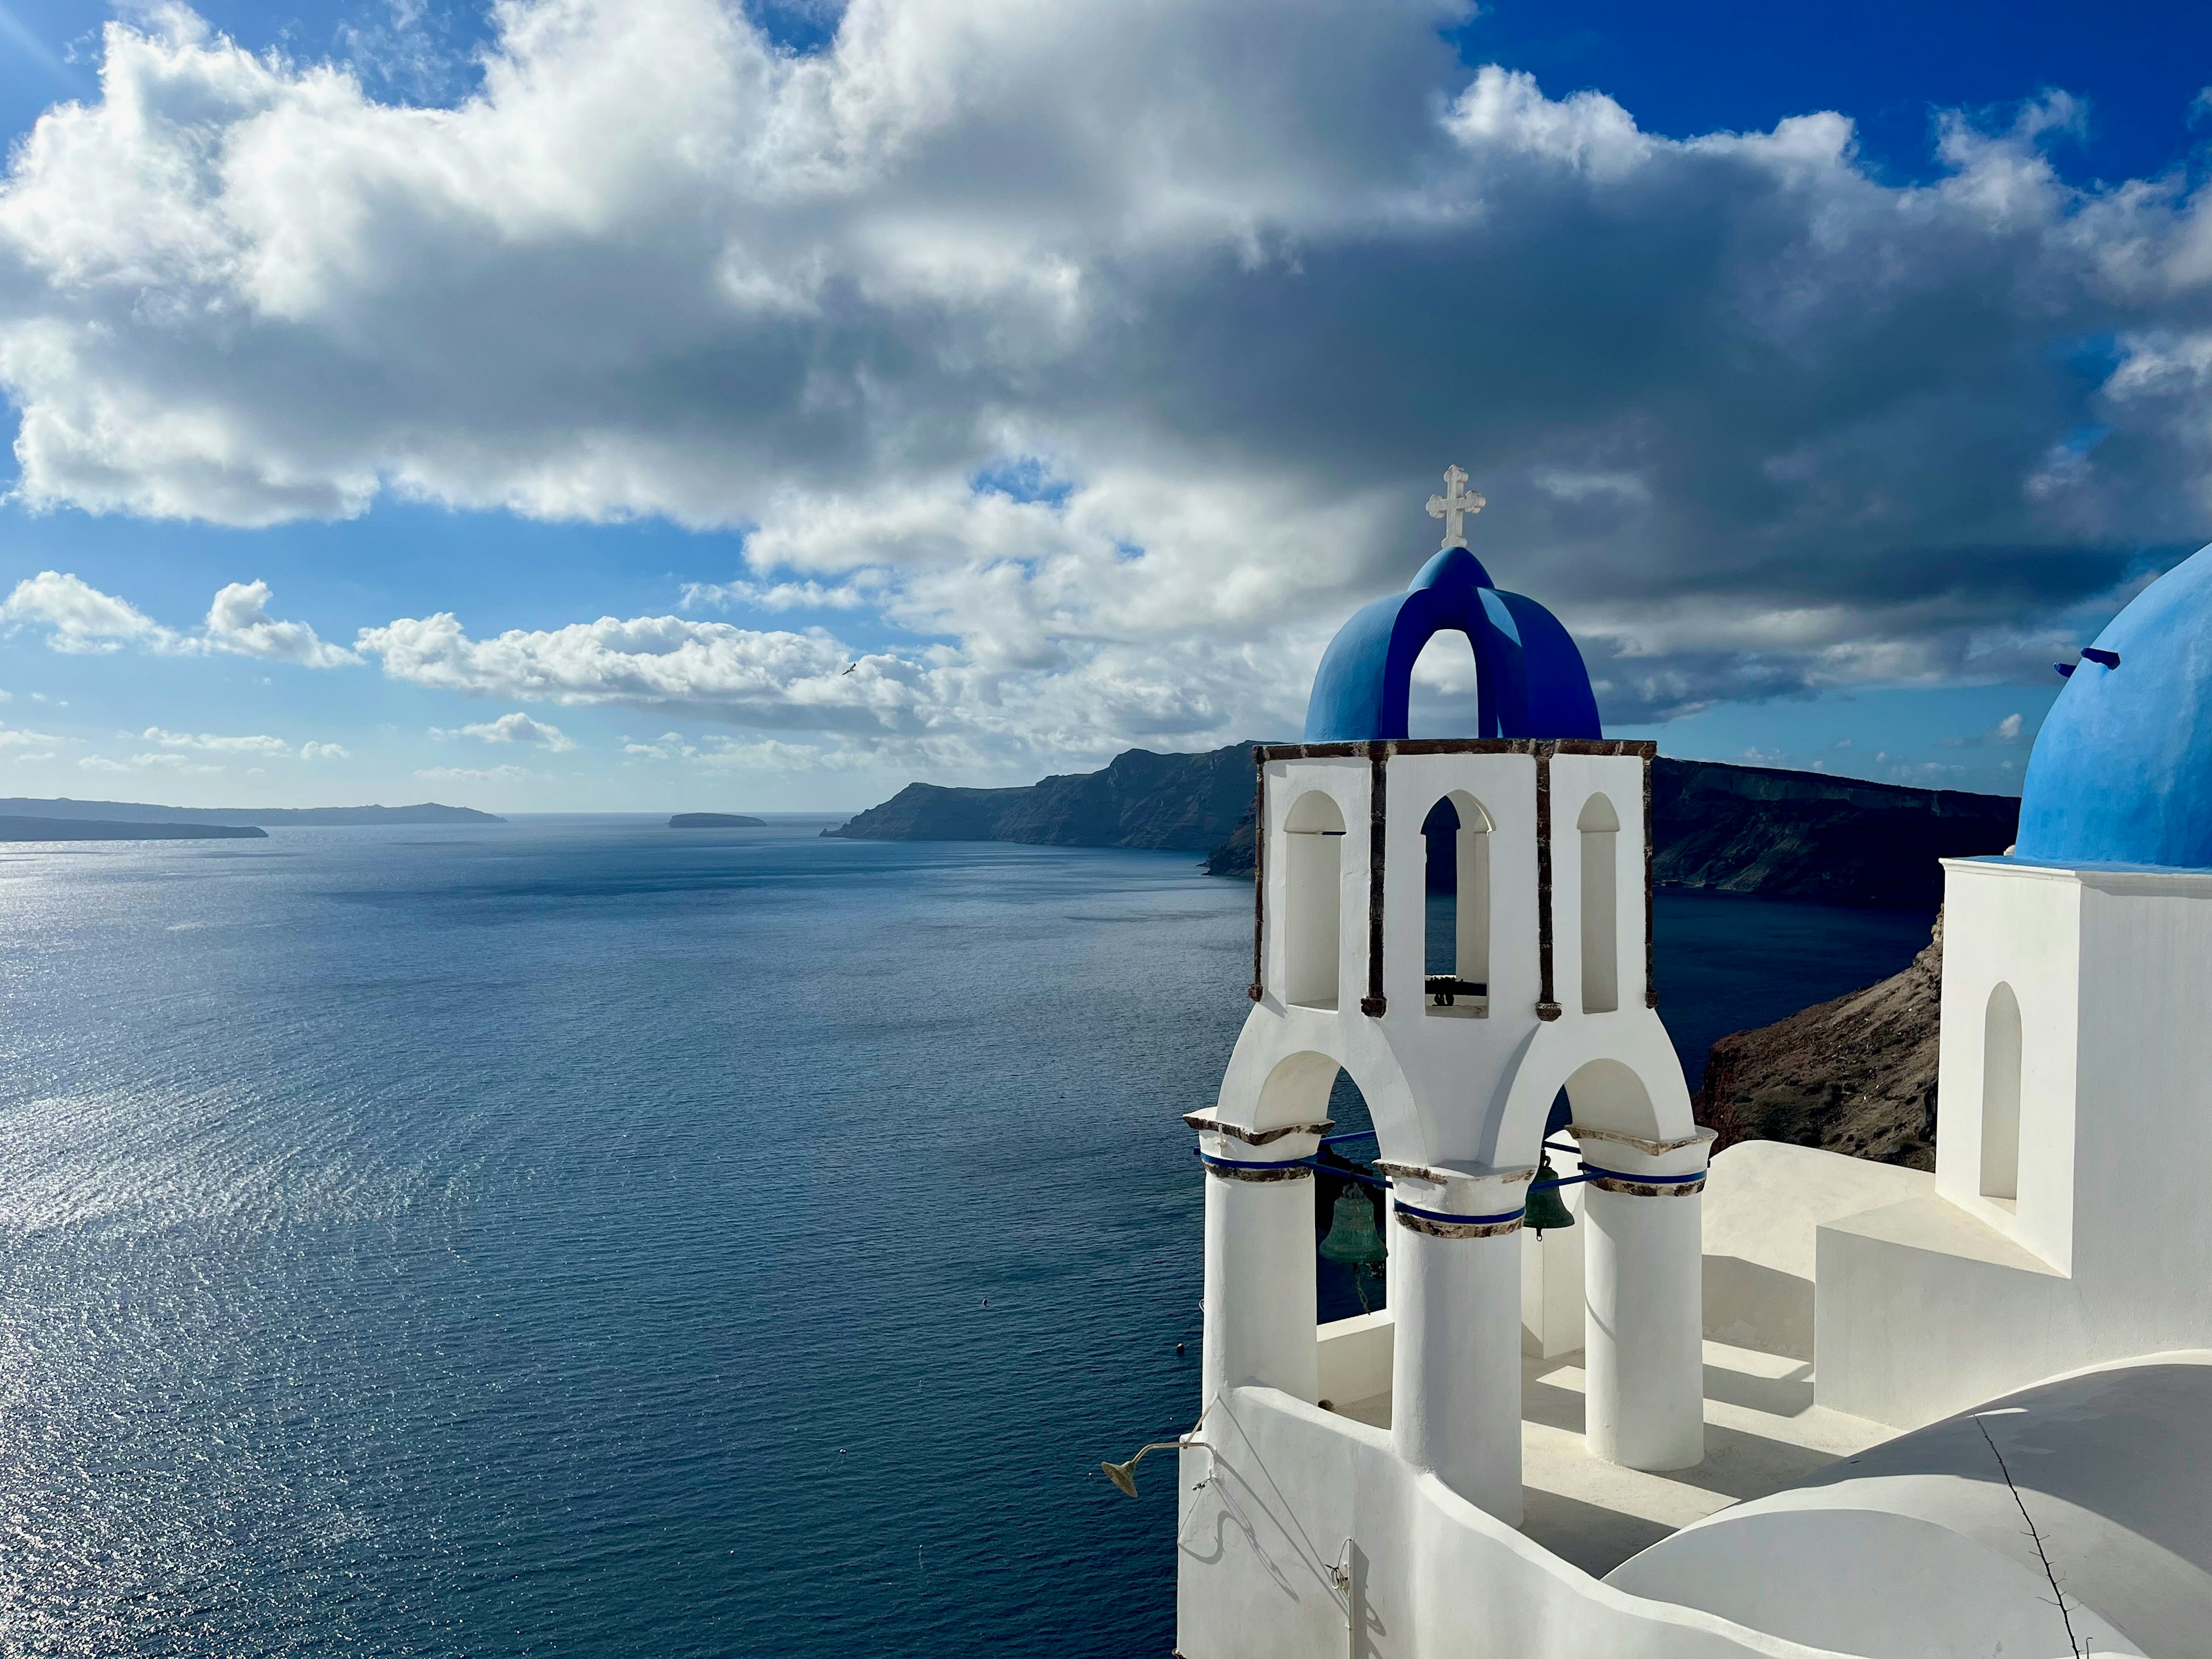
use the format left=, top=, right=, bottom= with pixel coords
left=842, top=662, right=857, bottom=675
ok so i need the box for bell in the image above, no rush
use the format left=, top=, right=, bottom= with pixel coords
left=1524, top=1154, right=1575, bottom=1236
left=1319, top=1185, right=1388, bottom=1264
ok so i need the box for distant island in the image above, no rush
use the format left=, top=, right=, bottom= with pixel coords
left=829, top=743, right=2019, bottom=910
left=0, top=815, right=266, bottom=843
left=669, top=813, right=765, bottom=828
left=0, top=797, right=505, bottom=827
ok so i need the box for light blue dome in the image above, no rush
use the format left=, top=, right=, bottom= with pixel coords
left=2016, top=542, right=2212, bottom=869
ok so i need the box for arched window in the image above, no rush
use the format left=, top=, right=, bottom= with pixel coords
left=1283, top=791, right=1346, bottom=1010
left=1421, top=793, right=1493, bottom=1014
left=1577, top=793, right=1620, bottom=1014
left=1980, top=983, right=2022, bottom=1203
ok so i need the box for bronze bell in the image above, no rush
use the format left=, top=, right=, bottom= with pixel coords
left=1525, top=1154, right=1575, bottom=1236
left=1318, top=1185, right=1388, bottom=1264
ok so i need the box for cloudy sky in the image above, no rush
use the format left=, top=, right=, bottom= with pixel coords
left=0, top=0, right=2206, bottom=812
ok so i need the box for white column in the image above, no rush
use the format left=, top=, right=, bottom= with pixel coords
left=1377, top=1160, right=1531, bottom=1523
left=1188, top=1113, right=1327, bottom=1413
left=1574, top=1124, right=1715, bottom=1471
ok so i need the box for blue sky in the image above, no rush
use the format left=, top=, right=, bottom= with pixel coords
left=0, top=1, right=2206, bottom=812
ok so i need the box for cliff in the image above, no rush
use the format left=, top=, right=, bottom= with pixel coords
left=829, top=744, right=1258, bottom=853
left=1649, top=760, right=2016, bottom=910
left=1695, top=911, right=1944, bottom=1169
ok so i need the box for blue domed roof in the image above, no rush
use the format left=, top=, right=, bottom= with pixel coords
left=2016, top=542, right=2212, bottom=869
left=1302, top=545, right=1601, bottom=742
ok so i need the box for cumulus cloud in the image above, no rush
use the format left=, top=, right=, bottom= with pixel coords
left=1939, top=711, right=2031, bottom=748
left=6, top=3, right=2212, bottom=756
left=430, top=711, right=577, bottom=750
left=2, top=572, right=357, bottom=668
left=299, top=740, right=351, bottom=760
left=2, top=572, right=180, bottom=654
left=81, top=752, right=219, bottom=773
left=205, top=581, right=358, bottom=666
left=141, top=726, right=290, bottom=755
left=0, top=724, right=60, bottom=759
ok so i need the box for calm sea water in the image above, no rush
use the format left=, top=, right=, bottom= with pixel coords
left=0, top=819, right=1931, bottom=1657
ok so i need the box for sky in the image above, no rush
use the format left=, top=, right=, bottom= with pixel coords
left=0, top=1, right=2208, bottom=813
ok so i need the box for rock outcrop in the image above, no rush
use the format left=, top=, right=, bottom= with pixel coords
left=1695, top=911, right=1944, bottom=1170
left=828, top=743, right=1259, bottom=853
left=1649, top=760, right=2015, bottom=910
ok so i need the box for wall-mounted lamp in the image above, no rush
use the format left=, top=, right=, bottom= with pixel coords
left=1101, top=1436, right=1213, bottom=1496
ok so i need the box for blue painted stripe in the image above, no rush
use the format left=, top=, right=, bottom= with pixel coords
left=1582, top=1164, right=1706, bottom=1186
left=1392, top=1196, right=1524, bottom=1228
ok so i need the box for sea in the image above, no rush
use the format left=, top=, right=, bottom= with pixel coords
left=0, top=818, right=1934, bottom=1657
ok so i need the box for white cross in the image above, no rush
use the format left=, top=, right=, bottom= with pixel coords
left=1426, top=465, right=1486, bottom=549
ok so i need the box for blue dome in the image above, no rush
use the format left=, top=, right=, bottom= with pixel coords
left=2016, top=542, right=2212, bottom=869
left=1303, top=546, right=1601, bottom=742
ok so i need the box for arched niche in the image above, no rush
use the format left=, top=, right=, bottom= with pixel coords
left=1421, top=791, right=1494, bottom=1016
left=1283, top=790, right=1347, bottom=1010
left=1577, top=792, right=1621, bottom=1014
left=1980, top=983, right=2022, bottom=1203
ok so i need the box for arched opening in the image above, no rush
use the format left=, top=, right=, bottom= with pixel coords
left=1422, top=792, right=1493, bottom=1016
left=1578, top=793, right=1620, bottom=1014
left=1562, top=1058, right=1662, bottom=1143
left=1980, top=983, right=2022, bottom=1204
left=1315, top=1069, right=1387, bottom=1325
left=1406, top=628, right=1482, bottom=736
left=1284, top=791, right=1346, bottom=1009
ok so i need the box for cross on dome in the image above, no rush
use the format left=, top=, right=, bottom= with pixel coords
left=1426, top=465, right=1486, bottom=549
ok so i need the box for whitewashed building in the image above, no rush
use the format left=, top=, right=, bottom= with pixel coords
left=1158, top=476, right=2212, bottom=1659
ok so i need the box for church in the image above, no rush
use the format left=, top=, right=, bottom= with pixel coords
left=1157, top=471, right=2212, bottom=1658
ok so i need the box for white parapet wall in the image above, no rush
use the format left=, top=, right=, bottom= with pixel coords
left=1177, top=1386, right=1855, bottom=1659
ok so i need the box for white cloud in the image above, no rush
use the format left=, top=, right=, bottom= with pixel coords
left=2, top=571, right=180, bottom=654
left=142, top=726, right=290, bottom=755
left=0, top=724, right=60, bottom=760
left=622, top=731, right=852, bottom=769
left=2, top=571, right=358, bottom=669
left=80, top=752, right=220, bottom=774
left=299, top=740, right=351, bottom=760
left=429, top=711, right=576, bottom=751
left=204, top=580, right=358, bottom=666
left=415, top=764, right=532, bottom=782
left=3, top=2, right=2212, bottom=749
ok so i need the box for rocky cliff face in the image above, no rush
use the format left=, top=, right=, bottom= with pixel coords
left=1650, top=760, right=2016, bottom=910
left=828, top=743, right=1259, bottom=852
left=1696, top=911, right=1944, bottom=1169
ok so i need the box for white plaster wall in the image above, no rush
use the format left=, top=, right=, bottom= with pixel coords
left=1316, top=1311, right=1394, bottom=1407
left=1700, top=1141, right=1928, bottom=1362
left=1547, top=752, right=1649, bottom=1017
left=1930, top=859, right=2080, bottom=1269
left=1819, top=859, right=2212, bottom=1427
left=1266, top=756, right=1372, bottom=1017
left=1176, top=1385, right=1853, bottom=1659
